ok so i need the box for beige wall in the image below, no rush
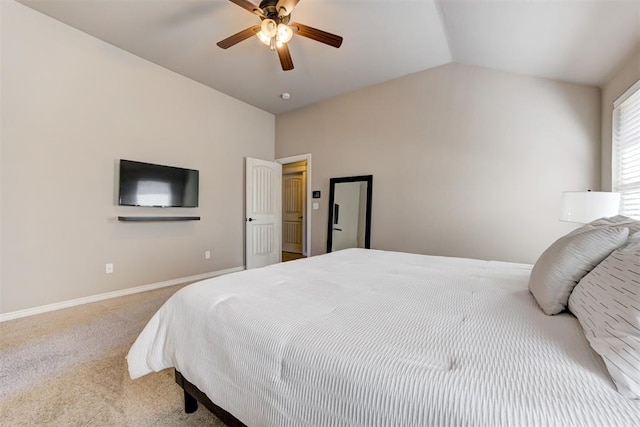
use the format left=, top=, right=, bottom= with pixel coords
left=276, top=63, right=601, bottom=264
left=1, top=2, right=274, bottom=314
left=601, top=44, right=640, bottom=190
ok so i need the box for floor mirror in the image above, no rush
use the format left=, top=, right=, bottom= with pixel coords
left=326, top=175, right=373, bottom=252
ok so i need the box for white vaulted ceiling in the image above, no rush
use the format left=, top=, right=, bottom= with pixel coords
left=16, top=0, right=640, bottom=114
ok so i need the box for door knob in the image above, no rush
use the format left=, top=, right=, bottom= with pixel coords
left=246, top=217, right=256, bottom=222
left=333, top=227, right=342, bottom=231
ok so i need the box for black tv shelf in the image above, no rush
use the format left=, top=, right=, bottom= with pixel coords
left=118, top=216, right=200, bottom=222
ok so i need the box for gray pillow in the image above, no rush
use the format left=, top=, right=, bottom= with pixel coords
left=591, top=215, right=640, bottom=234
left=567, top=215, right=640, bottom=237
left=569, top=243, right=640, bottom=399
left=529, top=226, right=629, bottom=315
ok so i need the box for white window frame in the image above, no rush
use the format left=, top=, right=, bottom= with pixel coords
left=612, top=79, right=640, bottom=219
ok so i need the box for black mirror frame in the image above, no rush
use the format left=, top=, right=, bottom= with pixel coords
left=326, top=175, right=373, bottom=253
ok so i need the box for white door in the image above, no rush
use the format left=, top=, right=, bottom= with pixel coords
left=282, top=172, right=304, bottom=253
left=246, top=157, right=282, bottom=269
left=276, top=154, right=312, bottom=257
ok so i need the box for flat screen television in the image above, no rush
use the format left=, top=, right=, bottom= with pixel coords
left=118, top=159, right=199, bottom=207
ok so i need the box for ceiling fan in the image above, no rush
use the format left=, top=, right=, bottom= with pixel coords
left=217, top=0, right=343, bottom=71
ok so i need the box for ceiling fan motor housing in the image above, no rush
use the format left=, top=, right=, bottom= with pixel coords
left=259, top=0, right=291, bottom=23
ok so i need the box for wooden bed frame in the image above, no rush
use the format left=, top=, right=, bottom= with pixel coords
left=174, top=370, right=246, bottom=426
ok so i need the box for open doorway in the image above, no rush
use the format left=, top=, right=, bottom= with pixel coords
left=276, top=154, right=312, bottom=262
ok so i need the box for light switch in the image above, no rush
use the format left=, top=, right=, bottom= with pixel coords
left=313, top=202, right=319, bottom=210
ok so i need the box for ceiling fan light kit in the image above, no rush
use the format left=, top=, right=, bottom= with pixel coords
left=219, top=0, right=343, bottom=71
left=256, top=19, right=293, bottom=50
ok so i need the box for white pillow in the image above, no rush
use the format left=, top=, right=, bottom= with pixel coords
left=569, top=243, right=640, bottom=399
left=529, top=226, right=629, bottom=315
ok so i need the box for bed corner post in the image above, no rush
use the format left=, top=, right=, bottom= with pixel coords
left=175, top=370, right=198, bottom=413
left=183, top=389, right=198, bottom=413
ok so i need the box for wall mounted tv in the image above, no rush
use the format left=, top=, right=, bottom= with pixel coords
left=118, top=159, right=199, bottom=208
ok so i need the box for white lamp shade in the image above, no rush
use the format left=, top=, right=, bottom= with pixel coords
left=560, top=191, right=621, bottom=223
left=261, top=19, right=277, bottom=37
left=256, top=31, right=271, bottom=46
left=277, top=23, right=293, bottom=43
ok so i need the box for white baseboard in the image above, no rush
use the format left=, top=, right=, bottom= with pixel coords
left=0, top=266, right=245, bottom=323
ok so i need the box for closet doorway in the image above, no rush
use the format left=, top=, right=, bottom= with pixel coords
left=277, top=154, right=312, bottom=262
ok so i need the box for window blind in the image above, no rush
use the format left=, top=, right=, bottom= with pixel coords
left=613, top=79, right=640, bottom=219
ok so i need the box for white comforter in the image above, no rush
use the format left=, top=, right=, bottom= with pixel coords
left=127, top=249, right=640, bottom=426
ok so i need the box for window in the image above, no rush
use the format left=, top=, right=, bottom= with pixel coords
left=613, top=79, right=640, bottom=219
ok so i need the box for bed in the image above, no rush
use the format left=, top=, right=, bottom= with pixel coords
left=127, top=248, right=640, bottom=426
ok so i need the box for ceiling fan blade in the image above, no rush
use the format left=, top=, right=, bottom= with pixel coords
left=291, top=22, right=343, bottom=48
left=276, top=0, right=300, bottom=17
left=217, top=26, right=260, bottom=49
left=277, top=44, right=294, bottom=71
left=228, top=0, right=264, bottom=17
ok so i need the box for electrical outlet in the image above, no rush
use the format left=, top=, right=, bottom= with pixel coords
left=205, top=250, right=211, bottom=260
left=105, top=263, right=114, bottom=274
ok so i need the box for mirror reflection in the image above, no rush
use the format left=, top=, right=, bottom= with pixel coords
left=327, top=175, right=372, bottom=252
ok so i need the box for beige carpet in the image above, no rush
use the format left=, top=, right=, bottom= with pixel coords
left=0, top=284, right=226, bottom=426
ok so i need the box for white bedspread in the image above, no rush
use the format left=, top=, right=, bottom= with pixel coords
left=127, top=249, right=640, bottom=426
